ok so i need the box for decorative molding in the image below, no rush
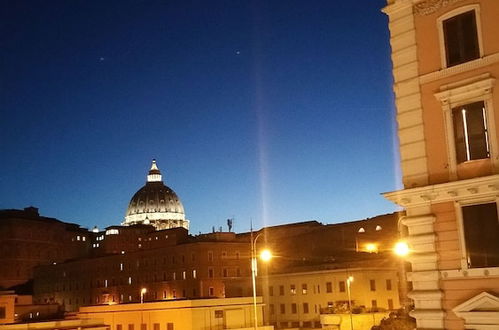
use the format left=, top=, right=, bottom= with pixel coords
left=441, top=267, right=499, bottom=279
left=414, top=0, right=466, bottom=16
left=420, top=53, right=499, bottom=84
left=384, top=175, right=499, bottom=207
left=453, top=292, right=499, bottom=328
left=434, top=73, right=495, bottom=105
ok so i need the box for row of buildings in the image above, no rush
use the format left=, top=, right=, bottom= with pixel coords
left=384, top=0, right=499, bottom=329
left=1, top=161, right=404, bottom=329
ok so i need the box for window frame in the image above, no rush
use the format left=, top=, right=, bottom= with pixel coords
left=437, top=5, right=483, bottom=69
left=455, top=198, right=499, bottom=271
left=434, top=74, right=497, bottom=178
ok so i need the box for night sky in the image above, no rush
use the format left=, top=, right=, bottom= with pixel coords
left=0, top=0, right=400, bottom=234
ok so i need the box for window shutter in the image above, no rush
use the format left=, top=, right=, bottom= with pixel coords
left=465, top=102, right=488, bottom=160
left=443, top=10, right=479, bottom=67
left=462, top=203, right=499, bottom=268
left=452, top=107, right=467, bottom=163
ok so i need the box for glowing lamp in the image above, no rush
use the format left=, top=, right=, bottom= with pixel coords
left=394, top=241, right=410, bottom=257
left=260, top=249, right=272, bottom=262
left=365, top=243, right=378, bottom=253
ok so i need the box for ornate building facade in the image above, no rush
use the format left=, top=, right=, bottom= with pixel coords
left=383, top=0, right=499, bottom=328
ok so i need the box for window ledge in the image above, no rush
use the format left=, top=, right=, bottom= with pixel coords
left=420, top=52, right=499, bottom=84
left=441, top=267, right=499, bottom=279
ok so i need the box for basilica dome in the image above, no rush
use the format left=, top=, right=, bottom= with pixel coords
left=122, top=160, right=189, bottom=230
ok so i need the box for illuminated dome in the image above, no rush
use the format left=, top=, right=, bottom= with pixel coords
left=123, top=160, right=189, bottom=230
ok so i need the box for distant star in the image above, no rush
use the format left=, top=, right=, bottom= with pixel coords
left=99, top=57, right=105, bottom=61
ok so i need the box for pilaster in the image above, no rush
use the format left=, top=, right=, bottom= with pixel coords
left=401, top=213, right=446, bottom=329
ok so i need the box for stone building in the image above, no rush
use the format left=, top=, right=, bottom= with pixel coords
left=0, top=207, right=90, bottom=289
left=383, top=0, right=499, bottom=328
left=262, top=267, right=400, bottom=329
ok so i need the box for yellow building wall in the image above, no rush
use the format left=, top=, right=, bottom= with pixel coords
left=0, top=294, right=16, bottom=324
left=262, top=268, right=400, bottom=327
left=77, top=297, right=266, bottom=330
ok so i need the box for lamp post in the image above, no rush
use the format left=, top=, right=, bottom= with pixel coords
left=393, top=241, right=411, bottom=311
left=251, top=231, right=272, bottom=330
left=140, top=288, right=147, bottom=304
left=346, top=276, right=354, bottom=330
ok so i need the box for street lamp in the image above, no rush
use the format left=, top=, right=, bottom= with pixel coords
left=393, top=241, right=410, bottom=257
left=140, top=288, right=147, bottom=304
left=251, top=232, right=272, bottom=330
left=346, top=276, right=354, bottom=330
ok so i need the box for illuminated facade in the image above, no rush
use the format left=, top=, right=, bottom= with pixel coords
left=262, top=267, right=400, bottom=329
left=383, top=0, right=499, bottom=328
left=33, top=229, right=253, bottom=312
left=76, top=297, right=270, bottom=330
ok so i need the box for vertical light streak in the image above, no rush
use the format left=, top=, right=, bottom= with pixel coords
left=482, top=106, right=490, bottom=155
left=461, top=109, right=471, bottom=161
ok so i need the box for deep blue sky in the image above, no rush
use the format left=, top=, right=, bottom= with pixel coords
left=0, top=0, right=400, bottom=234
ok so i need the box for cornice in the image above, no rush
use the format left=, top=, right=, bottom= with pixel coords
left=383, top=175, right=499, bottom=207
left=414, top=0, right=466, bottom=16
left=384, top=0, right=467, bottom=16
left=434, top=74, right=495, bottom=105
left=420, top=53, right=499, bottom=85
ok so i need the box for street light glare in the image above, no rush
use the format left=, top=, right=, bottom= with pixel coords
left=141, top=288, right=147, bottom=294
left=260, top=249, right=272, bottom=262
left=365, top=243, right=378, bottom=253
left=394, top=241, right=410, bottom=256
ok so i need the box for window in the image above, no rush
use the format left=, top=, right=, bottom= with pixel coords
left=208, top=251, right=213, bottom=262
left=326, top=282, right=332, bottom=293
left=302, top=283, right=308, bottom=294
left=192, top=270, right=197, bottom=279
left=279, top=285, right=284, bottom=296
left=208, top=268, right=214, bottom=278
left=339, top=281, right=346, bottom=292
left=117, top=325, right=123, bottom=330
left=141, top=324, right=147, bottom=330
left=214, top=310, right=223, bottom=318
left=303, top=303, right=309, bottom=314
left=386, top=279, right=392, bottom=291
left=291, top=303, right=297, bottom=314
left=153, top=324, right=160, bottom=330
left=269, top=304, right=275, bottom=315
left=209, top=287, right=214, bottom=296
left=388, top=299, right=394, bottom=310
left=372, top=300, right=377, bottom=308
left=443, top=10, right=479, bottom=67
left=128, top=325, right=134, bottom=330
left=166, top=323, right=174, bottom=330
left=269, top=286, right=274, bottom=296
left=452, top=101, right=489, bottom=163
left=462, top=203, right=499, bottom=268
left=290, top=284, right=296, bottom=295
left=370, top=279, right=376, bottom=291
left=280, top=304, right=285, bottom=314
left=223, top=268, right=228, bottom=277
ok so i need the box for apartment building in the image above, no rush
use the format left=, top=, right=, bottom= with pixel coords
left=383, top=0, right=499, bottom=328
